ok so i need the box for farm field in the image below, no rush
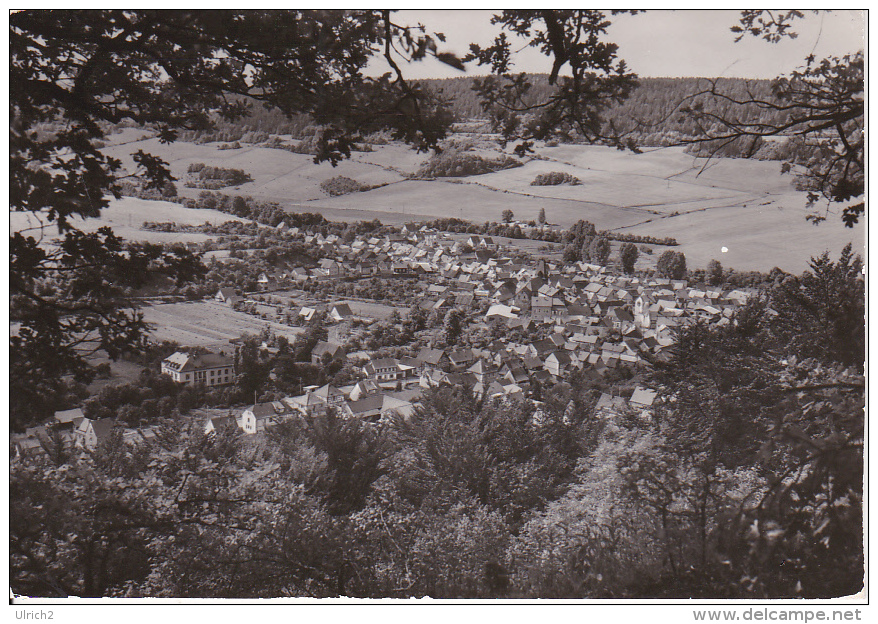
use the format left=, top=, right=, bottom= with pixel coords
left=102, top=135, right=406, bottom=204
left=620, top=191, right=864, bottom=273
left=93, top=135, right=866, bottom=273
left=306, top=179, right=643, bottom=230
left=10, top=196, right=251, bottom=245
left=141, top=300, right=302, bottom=349
left=470, top=154, right=753, bottom=211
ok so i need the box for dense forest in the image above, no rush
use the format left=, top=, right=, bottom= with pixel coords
left=174, top=76, right=790, bottom=159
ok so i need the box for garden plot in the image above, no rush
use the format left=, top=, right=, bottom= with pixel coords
left=141, top=300, right=302, bottom=348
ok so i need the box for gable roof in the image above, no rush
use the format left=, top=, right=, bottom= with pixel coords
left=330, top=303, right=354, bottom=317
left=91, top=418, right=117, bottom=440
left=54, top=407, right=84, bottom=424
left=629, top=386, right=657, bottom=407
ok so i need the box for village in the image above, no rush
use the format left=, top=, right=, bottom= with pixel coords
left=12, top=219, right=755, bottom=461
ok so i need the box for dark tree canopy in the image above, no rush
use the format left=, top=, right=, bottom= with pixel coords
left=656, top=250, right=687, bottom=280
left=465, top=10, right=641, bottom=153
left=619, top=242, right=639, bottom=274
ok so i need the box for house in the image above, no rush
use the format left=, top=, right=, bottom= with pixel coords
left=544, top=351, right=573, bottom=378
left=467, top=359, right=495, bottom=384
left=485, top=304, right=519, bottom=321
left=290, top=267, right=311, bottom=283
left=161, top=352, right=235, bottom=387
left=316, top=258, right=342, bottom=277
left=215, top=287, right=240, bottom=305
left=328, top=303, right=354, bottom=322
left=299, top=306, right=318, bottom=322
left=285, top=391, right=330, bottom=417
left=349, top=379, right=381, bottom=401
left=392, top=262, right=413, bottom=275
left=74, top=417, right=118, bottom=450
left=629, top=386, right=658, bottom=418
left=415, top=348, right=450, bottom=374
left=257, top=272, right=273, bottom=288
left=364, top=358, right=409, bottom=383
left=310, top=384, right=347, bottom=409
left=204, top=415, right=239, bottom=436
left=448, top=349, right=475, bottom=370
left=240, top=401, right=294, bottom=435
left=311, top=341, right=345, bottom=366
left=53, top=407, right=85, bottom=430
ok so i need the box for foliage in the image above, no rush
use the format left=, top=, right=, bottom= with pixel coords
left=680, top=12, right=863, bottom=226
left=465, top=10, right=640, bottom=152
left=320, top=176, right=365, bottom=197
left=501, top=209, right=514, bottom=223
left=767, top=243, right=864, bottom=369
left=656, top=250, right=687, bottom=279
left=10, top=232, right=206, bottom=431
left=707, top=259, right=724, bottom=286
left=619, top=242, right=639, bottom=274
left=530, top=171, right=581, bottom=186
left=10, top=9, right=468, bottom=428
left=414, top=147, right=523, bottom=178
left=588, top=237, right=611, bottom=266
left=185, top=163, right=252, bottom=189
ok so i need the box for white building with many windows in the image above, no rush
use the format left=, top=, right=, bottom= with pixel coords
left=161, top=352, right=235, bottom=387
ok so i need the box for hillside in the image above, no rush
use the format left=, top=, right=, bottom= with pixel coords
left=173, top=76, right=783, bottom=153
left=94, top=131, right=864, bottom=274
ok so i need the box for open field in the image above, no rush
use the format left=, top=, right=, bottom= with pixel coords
left=85, top=352, right=147, bottom=394
left=336, top=300, right=410, bottom=320
left=102, top=136, right=406, bottom=204
left=10, top=196, right=251, bottom=245
left=619, top=191, right=864, bottom=273
left=141, top=300, right=303, bottom=349
left=93, top=136, right=866, bottom=273
left=306, top=179, right=643, bottom=230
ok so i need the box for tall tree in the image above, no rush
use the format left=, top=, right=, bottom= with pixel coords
left=538, top=207, right=547, bottom=225
left=466, top=10, right=640, bottom=153
left=588, top=237, right=611, bottom=266
left=656, top=250, right=687, bottom=280
left=706, top=259, right=724, bottom=286
left=619, top=242, right=639, bottom=274
left=768, top=244, right=864, bottom=369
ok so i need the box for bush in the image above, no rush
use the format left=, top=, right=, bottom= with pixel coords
left=530, top=171, right=581, bottom=186
left=320, top=176, right=364, bottom=197
left=186, top=163, right=252, bottom=188
left=414, top=148, right=522, bottom=178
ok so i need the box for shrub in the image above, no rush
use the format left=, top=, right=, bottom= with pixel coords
left=530, top=171, right=581, bottom=186
left=414, top=148, right=522, bottom=178
left=186, top=163, right=252, bottom=188
left=320, top=176, right=364, bottom=197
